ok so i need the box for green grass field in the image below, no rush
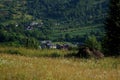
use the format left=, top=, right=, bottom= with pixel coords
left=0, top=47, right=120, bottom=80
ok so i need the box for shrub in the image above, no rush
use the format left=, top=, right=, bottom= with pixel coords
left=85, top=35, right=102, bottom=51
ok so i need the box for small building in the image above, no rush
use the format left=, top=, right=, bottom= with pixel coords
left=56, top=44, right=69, bottom=50
left=40, top=40, right=56, bottom=49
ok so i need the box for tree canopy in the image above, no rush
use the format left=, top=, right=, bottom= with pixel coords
left=104, top=0, right=120, bottom=56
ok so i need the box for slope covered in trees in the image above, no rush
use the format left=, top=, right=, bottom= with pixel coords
left=0, top=0, right=109, bottom=47
left=27, top=0, right=109, bottom=26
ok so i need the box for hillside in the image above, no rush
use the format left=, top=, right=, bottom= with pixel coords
left=0, top=0, right=109, bottom=47
left=27, top=0, right=108, bottom=25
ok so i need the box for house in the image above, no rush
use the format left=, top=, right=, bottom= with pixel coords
left=47, top=44, right=56, bottom=49
left=30, top=22, right=38, bottom=26
left=40, top=40, right=56, bottom=49
left=26, top=26, right=33, bottom=30
left=41, top=40, right=52, bottom=44
left=40, top=40, right=70, bottom=49
left=56, top=44, right=69, bottom=50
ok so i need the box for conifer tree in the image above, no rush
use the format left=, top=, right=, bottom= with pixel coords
left=105, top=0, right=120, bottom=56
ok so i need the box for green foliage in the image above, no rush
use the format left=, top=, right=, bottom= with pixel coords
left=0, top=0, right=108, bottom=47
left=85, top=35, right=102, bottom=51
left=27, top=0, right=109, bottom=26
left=24, top=37, right=39, bottom=49
left=0, top=25, right=40, bottom=48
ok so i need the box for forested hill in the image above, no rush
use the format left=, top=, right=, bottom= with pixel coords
left=27, top=0, right=109, bottom=25
left=0, top=0, right=109, bottom=47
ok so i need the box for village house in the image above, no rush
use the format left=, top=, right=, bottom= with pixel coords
left=26, top=21, right=43, bottom=30
left=40, top=40, right=57, bottom=49
left=40, top=40, right=70, bottom=49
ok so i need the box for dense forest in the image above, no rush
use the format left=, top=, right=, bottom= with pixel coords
left=0, top=0, right=109, bottom=47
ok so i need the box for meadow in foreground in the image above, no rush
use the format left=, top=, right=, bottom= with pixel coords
left=0, top=47, right=120, bottom=80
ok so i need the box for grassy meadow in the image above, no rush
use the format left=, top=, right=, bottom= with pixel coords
left=0, top=47, right=120, bottom=80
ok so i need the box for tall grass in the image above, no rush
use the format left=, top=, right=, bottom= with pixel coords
left=0, top=47, right=70, bottom=57
left=0, top=47, right=120, bottom=80
left=0, top=53, right=119, bottom=80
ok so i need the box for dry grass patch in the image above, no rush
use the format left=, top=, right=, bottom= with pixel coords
left=0, top=53, right=120, bottom=80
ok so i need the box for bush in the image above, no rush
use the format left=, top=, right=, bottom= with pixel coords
left=85, top=35, right=102, bottom=51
